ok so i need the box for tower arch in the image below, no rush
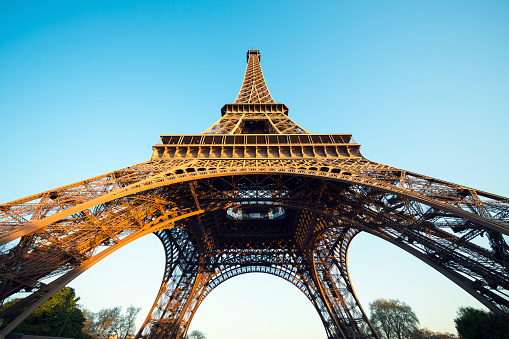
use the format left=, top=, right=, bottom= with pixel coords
left=0, top=50, right=508, bottom=339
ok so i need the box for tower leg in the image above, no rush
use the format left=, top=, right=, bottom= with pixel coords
left=136, top=228, right=210, bottom=339
left=311, top=225, right=379, bottom=339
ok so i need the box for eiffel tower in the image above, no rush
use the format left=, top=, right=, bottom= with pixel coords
left=0, top=49, right=508, bottom=339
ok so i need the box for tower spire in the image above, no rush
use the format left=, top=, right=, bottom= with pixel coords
left=204, top=50, right=308, bottom=134
left=234, top=50, right=275, bottom=103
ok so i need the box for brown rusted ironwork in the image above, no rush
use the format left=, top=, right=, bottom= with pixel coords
left=1, top=50, right=508, bottom=339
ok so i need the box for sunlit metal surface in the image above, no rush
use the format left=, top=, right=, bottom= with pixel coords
left=0, top=50, right=508, bottom=339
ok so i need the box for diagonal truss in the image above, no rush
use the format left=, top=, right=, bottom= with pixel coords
left=234, top=49, right=275, bottom=104
left=0, top=50, right=508, bottom=339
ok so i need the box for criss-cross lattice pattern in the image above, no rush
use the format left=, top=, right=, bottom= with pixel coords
left=0, top=50, right=508, bottom=339
left=234, top=50, right=274, bottom=104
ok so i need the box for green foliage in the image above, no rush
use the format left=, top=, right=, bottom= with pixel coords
left=369, top=298, right=420, bottom=339
left=0, top=287, right=89, bottom=339
left=454, top=307, right=509, bottom=339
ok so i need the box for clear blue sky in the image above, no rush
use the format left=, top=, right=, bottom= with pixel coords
left=1, top=1, right=508, bottom=338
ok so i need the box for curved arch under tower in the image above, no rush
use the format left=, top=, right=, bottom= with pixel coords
left=0, top=50, right=508, bottom=339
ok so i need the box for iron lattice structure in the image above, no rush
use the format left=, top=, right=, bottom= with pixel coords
left=1, top=49, right=509, bottom=339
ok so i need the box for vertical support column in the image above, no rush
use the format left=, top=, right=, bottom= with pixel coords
left=312, top=226, right=379, bottom=339
left=298, top=266, right=346, bottom=339
left=136, top=228, right=204, bottom=339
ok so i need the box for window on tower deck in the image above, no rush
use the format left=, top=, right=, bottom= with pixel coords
left=241, top=119, right=276, bottom=134
left=226, top=206, right=285, bottom=221
left=225, top=187, right=288, bottom=221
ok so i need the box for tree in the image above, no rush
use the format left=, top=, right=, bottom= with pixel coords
left=454, top=307, right=509, bottom=339
left=0, top=287, right=89, bottom=339
left=85, top=305, right=141, bottom=339
left=369, top=298, right=420, bottom=339
left=82, top=310, right=94, bottom=337
left=112, top=305, right=141, bottom=339
left=409, top=328, right=457, bottom=339
left=187, top=330, right=206, bottom=339
left=86, top=307, right=121, bottom=339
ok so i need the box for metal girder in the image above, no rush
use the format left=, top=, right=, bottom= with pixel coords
left=1, top=50, right=508, bottom=339
left=234, top=49, right=275, bottom=105
left=139, top=222, right=366, bottom=339
left=1, top=168, right=508, bottom=337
